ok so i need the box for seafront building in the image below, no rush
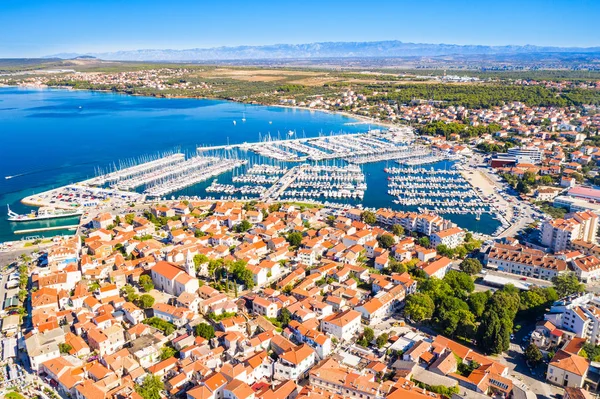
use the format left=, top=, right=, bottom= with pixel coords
left=484, top=240, right=568, bottom=281
left=541, top=211, right=599, bottom=253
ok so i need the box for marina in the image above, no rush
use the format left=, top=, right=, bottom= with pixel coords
left=1, top=88, right=503, bottom=240
left=143, top=157, right=247, bottom=198
left=383, top=163, right=510, bottom=235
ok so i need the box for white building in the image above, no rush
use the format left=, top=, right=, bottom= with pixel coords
left=571, top=255, right=600, bottom=283
left=273, top=344, right=315, bottom=381
left=150, top=261, right=200, bottom=296
left=320, top=309, right=361, bottom=341
left=430, top=227, right=465, bottom=249
left=541, top=211, right=599, bottom=253
left=547, top=350, right=589, bottom=388
left=544, top=293, right=600, bottom=345
left=507, top=146, right=543, bottom=164
left=253, top=297, right=278, bottom=319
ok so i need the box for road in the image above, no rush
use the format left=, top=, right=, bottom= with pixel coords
left=462, top=152, right=538, bottom=239
left=494, top=321, right=564, bottom=399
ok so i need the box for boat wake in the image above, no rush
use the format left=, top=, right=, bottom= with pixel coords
left=4, top=161, right=97, bottom=180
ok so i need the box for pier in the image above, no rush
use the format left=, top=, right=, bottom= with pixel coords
left=89, top=153, right=185, bottom=186
left=13, top=225, right=79, bottom=234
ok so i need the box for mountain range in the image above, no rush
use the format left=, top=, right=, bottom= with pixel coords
left=45, top=40, right=600, bottom=62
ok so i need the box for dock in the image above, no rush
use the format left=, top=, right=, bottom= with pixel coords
left=13, top=225, right=80, bottom=235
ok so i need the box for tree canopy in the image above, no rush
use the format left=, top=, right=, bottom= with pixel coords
left=405, top=293, right=435, bottom=322
left=460, top=259, right=482, bottom=275
left=361, top=211, right=377, bottom=225
left=286, top=232, right=303, bottom=248
left=138, top=294, right=155, bottom=309
left=552, top=273, right=585, bottom=297
left=377, top=234, right=395, bottom=249
left=135, top=374, right=163, bottom=399
left=139, top=275, right=154, bottom=292
left=195, top=323, right=215, bottom=340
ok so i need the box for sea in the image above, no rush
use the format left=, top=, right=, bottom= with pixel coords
left=0, top=87, right=499, bottom=243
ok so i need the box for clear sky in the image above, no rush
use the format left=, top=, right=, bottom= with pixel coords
left=1, top=0, right=598, bottom=57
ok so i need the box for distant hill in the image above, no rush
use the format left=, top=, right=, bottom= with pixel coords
left=45, top=40, right=600, bottom=62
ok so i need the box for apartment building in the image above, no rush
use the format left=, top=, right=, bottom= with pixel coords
left=430, top=227, right=465, bottom=249
left=541, top=211, right=599, bottom=253
left=485, top=242, right=568, bottom=281
left=544, top=294, right=600, bottom=346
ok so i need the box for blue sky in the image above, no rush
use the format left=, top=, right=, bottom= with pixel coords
left=1, top=0, right=598, bottom=57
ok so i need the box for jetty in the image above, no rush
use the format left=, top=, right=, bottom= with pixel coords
left=13, top=225, right=79, bottom=234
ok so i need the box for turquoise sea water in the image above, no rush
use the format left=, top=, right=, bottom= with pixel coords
left=0, top=87, right=499, bottom=243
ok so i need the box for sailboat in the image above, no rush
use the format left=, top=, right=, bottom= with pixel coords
left=242, top=112, right=246, bottom=122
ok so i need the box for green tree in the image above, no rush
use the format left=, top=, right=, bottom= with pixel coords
left=135, top=374, right=163, bottom=399
left=286, top=232, right=303, bottom=248
left=443, top=270, right=475, bottom=295
left=230, top=260, right=255, bottom=289
left=361, top=211, right=377, bottom=225
left=459, top=259, right=482, bottom=275
left=525, top=344, right=543, bottom=365
left=195, top=323, right=215, bottom=340
left=405, top=293, right=435, bottom=322
left=468, top=291, right=491, bottom=317
left=125, top=213, right=135, bottom=224
left=487, top=287, right=521, bottom=321
left=552, top=272, right=585, bottom=297
left=121, top=284, right=138, bottom=301
left=138, top=294, right=155, bottom=309
left=277, top=308, right=292, bottom=328
left=377, top=234, right=395, bottom=249
left=419, top=277, right=453, bottom=303
left=194, top=254, right=209, bottom=270
left=392, top=224, right=405, bottom=236
left=418, top=237, right=430, bottom=248
left=436, top=244, right=455, bottom=258
left=59, top=343, right=72, bottom=354
left=143, top=317, right=175, bottom=335
left=581, top=343, right=600, bottom=361
left=139, top=275, right=154, bottom=292
left=160, top=345, right=177, bottom=360
left=477, top=311, right=511, bottom=354
left=376, top=333, right=389, bottom=349
left=363, top=327, right=375, bottom=344
left=235, top=220, right=252, bottom=233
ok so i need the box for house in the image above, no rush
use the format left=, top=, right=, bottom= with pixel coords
left=273, top=344, right=315, bottom=381
left=355, top=285, right=405, bottom=325
left=121, top=302, right=145, bottom=325
left=91, top=213, right=114, bottom=230
left=223, top=379, right=255, bottom=399
left=320, top=309, right=361, bottom=341
left=547, top=350, right=589, bottom=388
left=416, top=246, right=436, bottom=263
left=24, top=327, right=65, bottom=371
left=153, top=303, right=193, bottom=327
left=253, top=297, right=278, bottom=319
left=297, top=249, right=316, bottom=266
left=87, top=325, right=125, bottom=356
left=421, top=257, right=453, bottom=279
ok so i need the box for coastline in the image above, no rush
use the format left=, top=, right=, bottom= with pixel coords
left=4, top=84, right=399, bottom=131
